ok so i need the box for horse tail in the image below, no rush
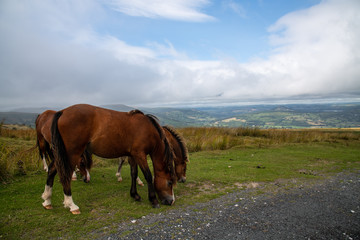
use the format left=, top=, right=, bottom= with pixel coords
left=51, top=111, right=72, bottom=188
left=146, top=115, right=176, bottom=184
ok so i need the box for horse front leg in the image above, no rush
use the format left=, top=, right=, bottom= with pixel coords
left=140, top=166, right=159, bottom=208
left=129, top=157, right=141, bottom=201
left=134, top=156, right=159, bottom=208
left=42, top=160, right=56, bottom=209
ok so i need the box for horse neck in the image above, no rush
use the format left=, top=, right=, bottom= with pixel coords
left=150, top=144, right=168, bottom=175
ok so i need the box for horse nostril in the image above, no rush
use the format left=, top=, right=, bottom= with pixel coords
left=162, top=197, right=175, bottom=206
left=178, top=177, right=186, bottom=183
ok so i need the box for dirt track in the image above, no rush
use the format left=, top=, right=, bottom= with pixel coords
left=101, top=171, right=360, bottom=240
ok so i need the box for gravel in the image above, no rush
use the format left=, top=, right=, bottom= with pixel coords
left=100, top=171, right=360, bottom=240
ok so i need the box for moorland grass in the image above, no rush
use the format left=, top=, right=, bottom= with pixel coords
left=0, top=126, right=359, bottom=239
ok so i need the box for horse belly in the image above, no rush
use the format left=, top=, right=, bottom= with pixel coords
left=89, top=137, right=129, bottom=159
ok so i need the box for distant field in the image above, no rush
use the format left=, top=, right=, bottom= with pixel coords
left=0, top=126, right=359, bottom=239
left=1, top=103, right=360, bottom=128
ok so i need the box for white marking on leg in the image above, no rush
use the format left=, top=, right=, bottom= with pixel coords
left=86, top=170, right=90, bottom=182
left=42, top=155, right=48, bottom=172
left=137, top=177, right=144, bottom=186
left=72, top=171, right=77, bottom=181
left=63, top=195, right=79, bottom=212
left=42, top=185, right=52, bottom=207
left=116, top=172, right=122, bottom=182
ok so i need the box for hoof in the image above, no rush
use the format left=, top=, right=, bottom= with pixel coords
left=117, top=177, right=123, bottom=182
left=72, top=177, right=77, bottom=181
left=71, top=209, right=81, bottom=215
left=152, top=203, right=160, bottom=208
left=138, top=182, right=144, bottom=187
left=43, top=204, right=53, bottom=210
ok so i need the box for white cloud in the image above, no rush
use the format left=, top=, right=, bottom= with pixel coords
left=222, top=0, right=246, bottom=18
left=106, top=0, right=215, bottom=22
left=151, top=0, right=360, bottom=103
left=0, top=0, right=359, bottom=110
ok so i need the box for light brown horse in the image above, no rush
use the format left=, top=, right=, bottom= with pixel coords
left=116, top=126, right=189, bottom=183
left=44, top=104, right=176, bottom=214
left=35, top=110, right=56, bottom=172
left=35, top=110, right=91, bottom=182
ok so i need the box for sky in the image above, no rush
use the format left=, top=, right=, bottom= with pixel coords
left=0, top=0, right=360, bottom=111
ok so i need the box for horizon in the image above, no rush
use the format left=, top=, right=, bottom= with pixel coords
left=1, top=0, right=359, bottom=110
left=2, top=98, right=360, bottom=113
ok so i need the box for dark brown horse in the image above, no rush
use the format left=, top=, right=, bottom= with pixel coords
left=163, top=126, right=188, bottom=183
left=115, top=126, right=188, bottom=184
left=35, top=110, right=91, bottom=182
left=43, top=104, right=176, bottom=214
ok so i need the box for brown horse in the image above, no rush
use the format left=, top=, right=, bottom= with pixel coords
left=35, top=110, right=91, bottom=182
left=44, top=104, right=176, bottom=214
left=35, top=110, right=56, bottom=172
left=163, top=126, right=188, bottom=183
left=115, top=126, right=189, bottom=183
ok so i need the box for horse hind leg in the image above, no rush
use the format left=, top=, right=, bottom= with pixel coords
left=136, top=176, right=144, bottom=186
left=72, top=171, right=77, bottom=181
left=42, top=161, right=56, bottom=209
left=116, top=156, right=126, bottom=182
left=60, top=156, right=81, bottom=214
left=41, top=154, right=49, bottom=172
left=63, top=195, right=80, bottom=214
left=117, top=156, right=144, bottom=186
left=129, top=158, right=141, bottom=201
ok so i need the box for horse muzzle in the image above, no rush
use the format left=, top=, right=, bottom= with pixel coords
left=161, top=195, right=175, bottom=206
left=178, top=176, right=186, bottom=183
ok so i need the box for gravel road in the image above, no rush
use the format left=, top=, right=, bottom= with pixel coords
left=101, top=171, right=360, bottom=240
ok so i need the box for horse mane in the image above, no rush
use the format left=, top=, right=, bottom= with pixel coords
left=128, top=109, right=144, bottom=115
left=145, top=114, right=176, bottom=184
left=163, top=125, right=189, bottom=163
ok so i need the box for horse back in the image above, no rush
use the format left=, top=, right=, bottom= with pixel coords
left=56, top=104, right=160, bottom=158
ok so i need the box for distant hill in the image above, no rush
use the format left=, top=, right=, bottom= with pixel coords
left=0, top=112, right=39, bottom=127
left=1, top=103, right=359, bottom=129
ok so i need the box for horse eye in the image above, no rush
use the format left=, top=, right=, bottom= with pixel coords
left=168, top=181, right=173, bottom=187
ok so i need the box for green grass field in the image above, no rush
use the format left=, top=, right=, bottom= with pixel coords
left=0, top=127, right=359, bottom=239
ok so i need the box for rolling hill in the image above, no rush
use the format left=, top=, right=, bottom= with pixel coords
left=1, top=103, right=359, bottom=129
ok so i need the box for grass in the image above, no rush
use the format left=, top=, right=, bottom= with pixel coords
left=0, top=126, right=360, bottom=239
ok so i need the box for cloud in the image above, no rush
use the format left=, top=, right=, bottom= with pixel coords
left=0, top=0, right=359, bottom=111
left=263, top=0, right=360, bottom=97
left=106, top=0, right=215, bottom=22
left=151, top=0, right=360, bottom=103
left=222, top=0, right=247, bottom=18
